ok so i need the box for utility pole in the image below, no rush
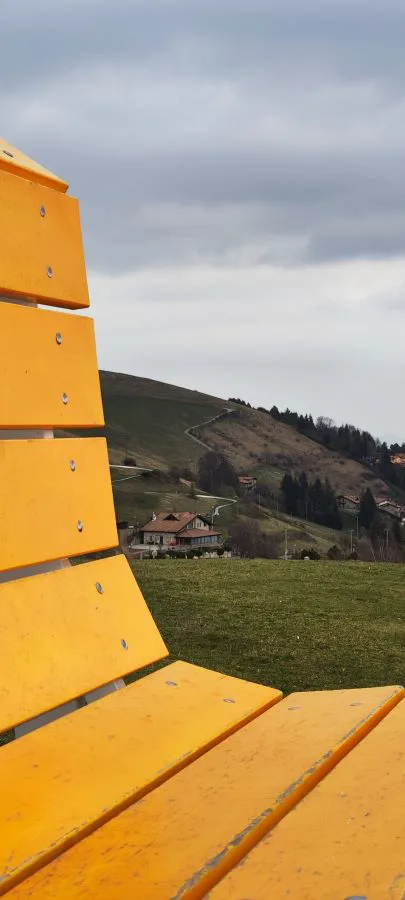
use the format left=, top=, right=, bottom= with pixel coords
left=284, top=529, right=288, bottom=560
left=356, top=515, right=359, bottom=539
left=385, top=528, right=389, bottom=551
left=349, top=530, right=354, bottom=554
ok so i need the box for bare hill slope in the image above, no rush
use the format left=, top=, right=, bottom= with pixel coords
left=199, top=405, right=392, bottom=499
left=100, top=371, right=393, bottom=499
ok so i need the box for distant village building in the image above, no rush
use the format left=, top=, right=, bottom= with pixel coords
left=139, top=511, right=221, bottom=549
left=390, top=453, right=405, bottom=467
left=238, top=475, right=257, bottom=491
left=337, top=495, right=360, bottom=514
left=377, top=499, right=403, bottom=519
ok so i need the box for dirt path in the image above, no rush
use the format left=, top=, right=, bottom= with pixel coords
left=184, top=407, right=235, bottom=452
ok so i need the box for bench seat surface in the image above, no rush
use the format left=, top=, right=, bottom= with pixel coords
left=0, top=661, right=279, bottom=894
left=210, top=697, right=405, bottom=900
left=7, top=685, right=402, bottom=899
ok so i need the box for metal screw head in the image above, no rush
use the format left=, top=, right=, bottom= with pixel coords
left=40, top=206, right=46, bottom=218
left=95, top=582, right=104, bottom=594
left=2, top=149, right=14, bottom=158
left=70, top=460, right=76, bottom=472
left=223, top=697, right=235, bottom=704
left=62, top=392, right=69, bottom=405
left=56, top=332, right=62, bottom=345
left=77, top=520, right=84, bottom=532
left=121, top=639, right=129, bottom=650
left=47, top=266, right=53, bottom=278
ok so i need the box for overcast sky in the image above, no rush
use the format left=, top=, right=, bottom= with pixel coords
left=3, top=0, right=405, bottom=440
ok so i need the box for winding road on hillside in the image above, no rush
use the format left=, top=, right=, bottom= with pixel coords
left=184, top=407, right=235, bottom=452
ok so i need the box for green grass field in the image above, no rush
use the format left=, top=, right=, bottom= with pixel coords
left=132, top=559, right=405, bottom=694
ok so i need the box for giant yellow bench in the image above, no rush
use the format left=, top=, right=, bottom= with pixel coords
left=0, top=139, right=404, bottom=899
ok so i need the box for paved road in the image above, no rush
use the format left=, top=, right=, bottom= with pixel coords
left=184, top=407, right=235, bottom=452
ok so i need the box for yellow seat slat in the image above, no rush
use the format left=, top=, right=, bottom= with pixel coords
left=0, top=138, right=68, bottom=192
left=0, top=555, right=168, bottom=732
left=8, top=685, right=403, bottom=900
left=0, top=662, right=280, bottom=895
left=0, top=438, right=117, bottom=572
left=210, top=699, right=405, bottom=900
left=0, top=167, right=88, bottom=309
left=0, top=304, right=103, bottom=428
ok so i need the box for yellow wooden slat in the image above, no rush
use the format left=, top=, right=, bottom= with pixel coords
left=210, top=698, right=405, bottom=900
left=7, top=685, right=403, bottom=900
left=0, top=555, right=168, bottom=732
left=0, top=138, right=68, bottom=192
left=0, top=167, right=88, bottom=309
left=0, top=303, right=103, bottom=428
left=0, top=662, right=281, bottom=895
left=0, top=438, right=117, bottom=572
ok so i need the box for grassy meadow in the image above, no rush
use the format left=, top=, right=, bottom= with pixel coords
left=132, top=559, right=405, bottom=695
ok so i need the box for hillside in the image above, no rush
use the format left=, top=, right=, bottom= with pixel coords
left=100, top=371, right=226, bottom=469
left=199, top=405, right=392, bottom=499
left=100, top=370, right=393, bottom=501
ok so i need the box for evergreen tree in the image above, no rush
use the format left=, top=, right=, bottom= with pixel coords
left=298, top=472, right=309, bottom=519
left=281, top=473, right=299, bottom=514
left=197, top=451, right=240, bottom=495
left=359, top=489, right=377, bottom=530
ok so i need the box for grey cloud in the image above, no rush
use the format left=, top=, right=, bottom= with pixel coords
left=2, top=0, right=405, bottom=272
left=3, top=1, right=405, bottom=87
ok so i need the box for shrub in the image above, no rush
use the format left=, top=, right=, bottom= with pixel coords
left=300, top=548, right=321, bottom=560
left=327, top=544, right=343, bottom=561
left=123, top=455, right=137, bottom=466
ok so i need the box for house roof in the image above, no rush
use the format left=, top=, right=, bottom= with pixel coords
left=141, top=513, right=195, bottom=534
left=178, top=529, right=221, bottom=540
left=155, top=511, right=193, bottom=521
left=141, top=511, right=206, bottom=533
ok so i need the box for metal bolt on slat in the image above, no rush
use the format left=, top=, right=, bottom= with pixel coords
left=70, top=460, right=76, bottom=472
left=96, top=582, right=103, bottom=594
left=62, top=393, right=68, bottom=405
left=47, top=266, right=53, bottom=278
left=40, top=206, right=46, bottom=217
left=77, top=520, right=84, bottom=533
left=121, top=639, right=129, bottom=650
left=56, top=333, right=62, bottom=345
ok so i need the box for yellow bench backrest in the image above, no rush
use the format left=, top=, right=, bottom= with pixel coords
left=0, top=140, right=168, bottom=735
